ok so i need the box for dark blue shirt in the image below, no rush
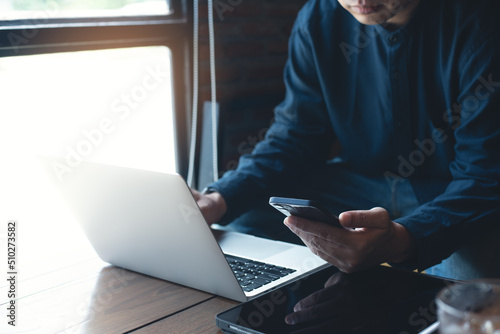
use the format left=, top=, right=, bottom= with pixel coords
left=210, top=0, right=500, bottom=271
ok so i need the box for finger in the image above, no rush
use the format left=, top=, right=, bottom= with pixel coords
left=290, top=227, right=345, bottom=260
left=339, top=207, right=390, bottom=229
left=313, top=247, right=353, bottom=271
left=298, top=235, right=352, bottom=271
left=293, top=286, right=341, bottom=312
left=286, top=302, right=334, bottom=325
left=285, top=306, right=320, bottom=325
left=286, top=293, right=348, bottom=326
left=284, top=217, right=352, bottom=263
left=190, top=188, right=201, bottom=200
left=324, top=271, right=345, bottom=287
left=284, top=216, right=348, bottom=245
left=286, top=215, right=389, bottom=272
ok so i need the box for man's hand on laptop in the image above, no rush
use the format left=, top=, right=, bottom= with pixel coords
left=283, top=207, right=416, bottom=273
left=191, top=189, right=227, bottom=224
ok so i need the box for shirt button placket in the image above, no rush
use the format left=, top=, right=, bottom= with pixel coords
left=388, top=32, right=408, bottom=140
left=389, top=34, right=399, bottom=44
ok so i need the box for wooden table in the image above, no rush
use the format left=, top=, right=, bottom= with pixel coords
left=0, top=216, right=239, bottom=334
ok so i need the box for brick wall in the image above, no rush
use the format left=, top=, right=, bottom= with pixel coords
left=197, top=0, right=308, bottom=175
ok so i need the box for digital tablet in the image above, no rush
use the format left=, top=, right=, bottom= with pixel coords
left=216, top=265, right=453, bottom=334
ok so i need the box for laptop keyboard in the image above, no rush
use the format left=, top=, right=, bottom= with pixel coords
left=225, top=255, right=296, bottom=292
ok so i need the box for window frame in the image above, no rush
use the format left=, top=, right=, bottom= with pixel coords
left=0, top=0, right=192, bottom=177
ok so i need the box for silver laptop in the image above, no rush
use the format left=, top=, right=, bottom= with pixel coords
left=37, top=157, right=329, bottom=302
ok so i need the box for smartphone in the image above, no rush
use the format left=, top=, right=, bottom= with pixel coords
left=269, top=196, right=342, bottom=228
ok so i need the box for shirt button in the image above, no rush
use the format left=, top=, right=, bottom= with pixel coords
left=389, top=34, right=399, bottom=43
left=394, top=71, right=402, bottom=80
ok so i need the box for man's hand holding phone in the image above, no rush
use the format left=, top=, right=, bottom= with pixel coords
left=269, top=197, right=342, bottom=228
left=271, top=197, right=417, bottom=274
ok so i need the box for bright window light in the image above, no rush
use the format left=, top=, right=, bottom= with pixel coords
left=0, top=1, right=171, bottom=20
left=0, top=46, right=176, bottom=272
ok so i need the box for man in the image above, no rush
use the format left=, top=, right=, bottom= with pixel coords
left=193, top=0, right=500, bottom=280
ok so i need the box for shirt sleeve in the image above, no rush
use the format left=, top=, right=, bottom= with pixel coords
left=209, top=16, right=336, bottom=222
left=395, top=32, right=500, bottom=271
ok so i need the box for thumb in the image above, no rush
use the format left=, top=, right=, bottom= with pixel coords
left=339, top=207, right=390, bottom=229
left=190, top=188, right=202, bottom=201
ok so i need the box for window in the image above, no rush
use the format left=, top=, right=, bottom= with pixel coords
left=1, top=1, right=172, bottom=20
left=0, top=0, right=190, bottom=168
left=0, top=46, right=176, bottom=171
left=0, top=0, right=191, bottom=168
left=0, top=0, right=191, bottom=263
